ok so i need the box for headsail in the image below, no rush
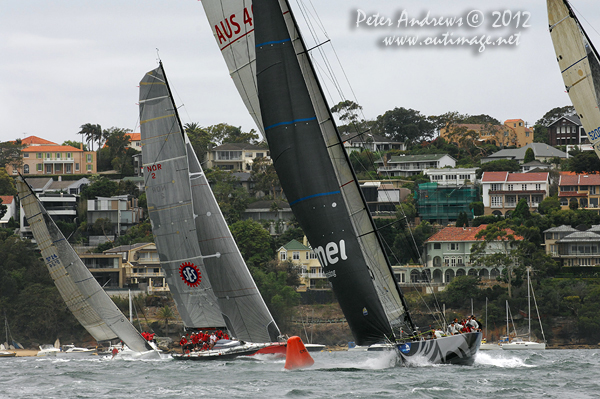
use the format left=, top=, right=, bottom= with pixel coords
left=139, top=64, right=226, bottom=330
left=186, top=138, right=281, bottom=342
left=253, top=0, right=414, bottom=346
left=548, top=0, right=600, bottom=158
left=16, top=177, right=152, bottom=352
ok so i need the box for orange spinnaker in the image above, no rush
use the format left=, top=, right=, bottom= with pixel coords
left=284, top=336, right=314, bottom=370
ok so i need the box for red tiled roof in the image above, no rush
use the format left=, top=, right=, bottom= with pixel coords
left=506, top=172, right=549, bottom=182
left=127, top=133, right=141, bottom=141
left=22, top=145, right=83, bottom=152
left=481, top=171, right=509, bottom=182
left=22, top=136, right=57, bottom=145
left=0, top=196, right=14, bottom=205
left=504, top=119, right=523, bottom=123
left=558, top=192, right=587, bottom=197
left=425, top=225, right=523, bottom=242
left=559, top=173, right=600, bottom=186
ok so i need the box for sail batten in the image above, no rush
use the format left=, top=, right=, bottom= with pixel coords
left=16, top=178, right=151, bottom=352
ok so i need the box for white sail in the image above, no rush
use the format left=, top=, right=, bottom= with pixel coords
left=16, top=177, right=151, bottom=353
left=139, top=65, right=226, bottom=330
left=548, top=0, right=600, bottom=158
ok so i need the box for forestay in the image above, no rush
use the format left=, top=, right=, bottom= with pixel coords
left=253, top=0, right=413, bottom=346
left=16, top=177, right=151, bottom=352
left=548, top=0, right=600, bottom=158
left=139, top=65, right=225, bottom=330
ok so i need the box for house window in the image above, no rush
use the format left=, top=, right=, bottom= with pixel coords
left=434, top=243, right=441, bottom=250
left=521, top=184, right=527, bottom=191
left=280, top=251, right=287, bottom=261
left=87, top=164, right=92, bottom=171
left=37, top=153, right=42, bottom=159
left=23, top=153, right=29, bottom=158
left=451, top=257, right=457, bottom=266
left=46, top=164, right=52, bottom=173
left=67, top=152, right=72, bottom=159
left=491, top=196, right=503, bottom=207
left=491, top=184, right=500, bottom=191
left=256, top=153, right=264, bottom=158
left=24, top=164, right=29, bottom=174
left=448, top=243, right=459, bottom=251
left=507, top=184, right=514, bottom=191
left=37, top=164, right=42, bottom=172
left=56, top=153, right=61, bottom=159
left=66, top=164, right=72, bottom=174
left=293, top=251, right=300, bottom=260
left=75, top=163, right=80, bottom=171
left=46, top=153, right=51, bottom=159
left=87, top=154, right=93, bottom=163
left=526, top=131, right=530, bottom=137
left=536, top=184, right=541, bottom=191
left=245, top=152, right=253, bottom=157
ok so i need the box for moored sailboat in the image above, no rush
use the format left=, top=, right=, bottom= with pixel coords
left=250, top=0, right=479, bottom=365
left=15, top=177, right=159, bottom=359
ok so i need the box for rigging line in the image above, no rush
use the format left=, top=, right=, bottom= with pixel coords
left=570, top=2, right=600, bottom=42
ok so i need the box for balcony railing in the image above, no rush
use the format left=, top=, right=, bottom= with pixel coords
left=300, top=272, right=326, bottom=279
left=129, top=271, right=165, bottom=278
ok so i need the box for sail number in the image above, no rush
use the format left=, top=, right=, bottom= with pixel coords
left=589, top=126, right=600, bottom=141
left=146, top=163, right=162, bottom=179
left=215, top=6, right=254, bottom=46
left=45, top=253, right=61, bottom=268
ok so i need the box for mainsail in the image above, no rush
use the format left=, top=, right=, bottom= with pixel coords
left=186, top=138, right=281, bottom=342
left=253, top=0, right=414, bottom=346
left=16, top=177, right=151, bottom=352
left=548, top=0, right=600, bottom=158
left=139, top=65, right=226, bottom=330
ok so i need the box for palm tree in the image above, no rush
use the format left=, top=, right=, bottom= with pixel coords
left=156, top=305, right=175, bottom=336
left=78, top=123, right=102, bottom=151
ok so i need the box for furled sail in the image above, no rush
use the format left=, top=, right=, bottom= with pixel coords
left=548, top=0, right=600, bottom=158
left=16, top=177, right=151, bottom=352
left=253, top=0, right=413, bottom=346
left=186, top=138, right=281, bottom=342
left=139, top=65, right=226, bottom=330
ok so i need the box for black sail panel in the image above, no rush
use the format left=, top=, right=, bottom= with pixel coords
left=254, top=0, right=393, bottom=345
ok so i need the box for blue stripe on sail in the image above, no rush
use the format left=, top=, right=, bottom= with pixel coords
left=265, top=117, right=316, bottom=131
left=290, top=190, right=341, bottom=206
left=53, top=238, right=65, bottom=244
left=256, top=38, right=291, bottom=47
left=561, top=55, right=587, bottom=73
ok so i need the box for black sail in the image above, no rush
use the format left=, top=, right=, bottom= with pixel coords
left=254, top=0, right=409, bottom=345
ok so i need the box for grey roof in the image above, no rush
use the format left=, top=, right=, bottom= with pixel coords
left=544, top=225, right=578, bottom=233
left=548, top=114, right=581, bottom=127
left=557, top=231, right=600, bottom=242
left=386, top=154, right=454, bottom=163
left=485, top=143, right=567, bottom=162
left=521, top=160, right=548, bottom=167
left=24, top=177, right=53, bottom=191
left=588, top=225, right=600, bottom=232
left=232, top=172, right=252, bottom=182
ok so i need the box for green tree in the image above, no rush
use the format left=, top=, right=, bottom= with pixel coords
left=567, top=151, right=600, bottom=174
left=251, top=268, right=300, bottom=328
left=374, top=107, right=436, bottom=144
left=469, top=201, right=484, bottom=217
left=62, top=140, right=87, bottom=151
left=205, top=169, right=249, bottom=224
left=251, top=157, right=281, bottom=198
left=185, top=122, right=215, bottom=163
left=104, top=127, right=134, bottom=174
left=230, top=219, right=273, bottom=267
left=78, top=123, right=103, bottom=151
left=524, top=147, right=535, bottom=164
left=80, top=176, right=119, bottom=199
left=330, top=100, right=363, bottom=123
left=535, top=105, right=575, bottom=127
left=0, top=168, right=17, bottom=196
left=511, top=198, right=531, bottom=220
left=461, top=114, right=502, bottom=125
left=441, top=276, right=481, bottom=308
left=157, top=305, right=175, bottom=336
left=0, top=140, right=23, bottom=169
left=538, top=196, right=561, bottom=215
left=455, top=211, right=468, bottom=227
left=206, top=123, right=259, bottom=145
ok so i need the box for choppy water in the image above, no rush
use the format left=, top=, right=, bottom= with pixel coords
left=1, top=349, right=598, bottom=398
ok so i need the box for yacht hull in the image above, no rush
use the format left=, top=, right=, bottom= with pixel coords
left=397, top=332, right=481, bottom=365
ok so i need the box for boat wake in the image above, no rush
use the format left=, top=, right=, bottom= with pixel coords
left=475, top=351, right=535, bottom=368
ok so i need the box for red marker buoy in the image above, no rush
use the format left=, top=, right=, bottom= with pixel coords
left=284, top=336, right=314, bottom=370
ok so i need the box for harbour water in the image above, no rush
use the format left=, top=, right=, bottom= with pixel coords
left=0, top=349, right=597, bottom=398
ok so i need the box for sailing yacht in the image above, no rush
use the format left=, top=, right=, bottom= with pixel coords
left=502, top=268, right=546, bottom=350
left=201, top=0, right=480, bottom=365
left=547, top=0, right=600, bottom=159
left=139, top=63, right=284, bottom=360
left=15, top=177, right=159, bottom=359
